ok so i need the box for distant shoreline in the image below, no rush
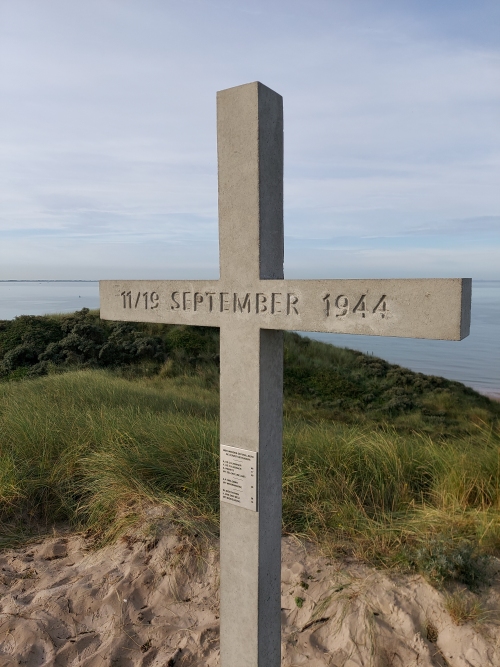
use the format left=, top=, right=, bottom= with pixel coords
left=1, top=282, right=498, bottom=397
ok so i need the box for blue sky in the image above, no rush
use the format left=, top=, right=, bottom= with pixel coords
left=1, top=0, right=499, bottom=280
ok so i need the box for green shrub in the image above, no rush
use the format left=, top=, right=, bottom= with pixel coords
left=1, top=312, right=499, bottom=437
left=410, top=538, right=489, bottom=588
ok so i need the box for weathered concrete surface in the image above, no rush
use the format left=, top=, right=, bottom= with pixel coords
left=100, top=277, right=471, bottom=340
left=217, top=81, right=284, bottom=284
left=220, top=326, right=283, bottom=667
left=217, top=83, right=283, bottom=667
left=100, top=80, right=472, bottom=667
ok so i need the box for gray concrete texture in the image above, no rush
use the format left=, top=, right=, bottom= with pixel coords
left=100, top=81, right=472, bottom=667
left=100, top=277, right=471, bottom=341
left=217, top=82, right=284, bottom=667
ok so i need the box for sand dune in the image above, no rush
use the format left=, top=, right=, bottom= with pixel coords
left=0, top=518, right=499, bottom=666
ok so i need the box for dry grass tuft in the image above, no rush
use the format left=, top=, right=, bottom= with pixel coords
left=444, top=591, right=487, bottom=625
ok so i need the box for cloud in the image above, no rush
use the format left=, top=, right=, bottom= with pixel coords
left=0, top=0, right=499, bottom=278
left=285, top=243, right=500, bottom=280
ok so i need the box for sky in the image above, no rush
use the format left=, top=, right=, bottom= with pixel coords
left=0, top=0, right=499, bottom=280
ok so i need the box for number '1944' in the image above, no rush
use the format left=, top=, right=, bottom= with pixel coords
left=323, top=294, right=387, bottom=318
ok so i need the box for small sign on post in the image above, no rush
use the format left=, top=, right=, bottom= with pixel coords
left=221, top=446, right=258, bottom=511
left=100, top=82, right=471, bottom=667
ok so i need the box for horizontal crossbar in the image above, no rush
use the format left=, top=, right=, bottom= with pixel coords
left=100, top=278, right=471, bottom=341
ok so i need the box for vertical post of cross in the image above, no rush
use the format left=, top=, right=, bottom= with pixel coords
left=217, top=82, right=284, bottom=666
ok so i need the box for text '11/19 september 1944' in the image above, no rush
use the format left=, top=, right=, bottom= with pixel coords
left=101, top=278, right=470, bottom=340
left=120, top=288, right=388, bottom=318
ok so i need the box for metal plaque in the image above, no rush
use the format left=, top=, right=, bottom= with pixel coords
left=220, top=445, right=258, bottom=511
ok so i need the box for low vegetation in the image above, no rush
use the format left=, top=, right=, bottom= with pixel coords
left=444, top=591, right=488, bottom=625
left=0, top=309, right=499, bottom=589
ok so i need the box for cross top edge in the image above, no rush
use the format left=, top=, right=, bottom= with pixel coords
left=217, top=81, right=284, bottom=283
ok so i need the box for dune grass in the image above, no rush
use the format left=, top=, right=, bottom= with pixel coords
left=0, top=368, right=498, bottom=586
left=2, top=310, right=498, bottom=436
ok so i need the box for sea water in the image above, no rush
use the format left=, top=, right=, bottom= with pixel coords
left=0, top=280, right=498, bottom=397
left=307, top=281, right=500, bottom=398
left=0, top=281, right=99, bottom=320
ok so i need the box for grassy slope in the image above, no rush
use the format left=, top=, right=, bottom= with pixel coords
left=1, top=308, right=497, bottom=436
left=0, top=310, right=499, bottom=587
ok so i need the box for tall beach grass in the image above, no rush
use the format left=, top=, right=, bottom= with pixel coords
left=1, top=368, right=498, bottom=585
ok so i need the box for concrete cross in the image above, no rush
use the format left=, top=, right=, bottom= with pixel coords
left=100, top=82, right=471, bottom=667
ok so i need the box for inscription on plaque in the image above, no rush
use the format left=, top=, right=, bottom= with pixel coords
left=220, top=445, right=258, bottom=512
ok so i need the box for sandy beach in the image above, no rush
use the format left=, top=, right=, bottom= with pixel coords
left=1, top=516, right=499, bottom=667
